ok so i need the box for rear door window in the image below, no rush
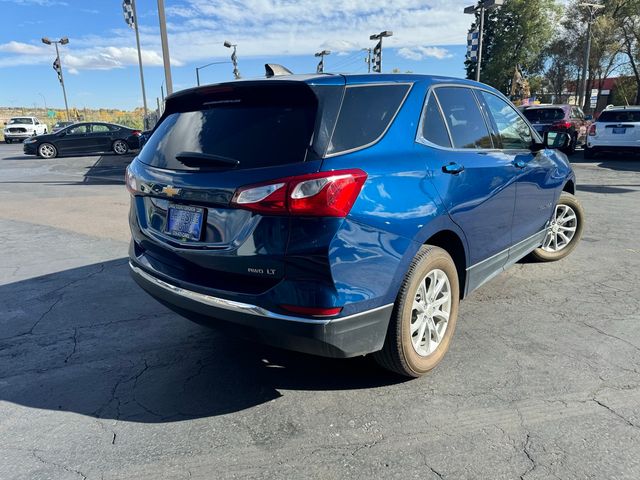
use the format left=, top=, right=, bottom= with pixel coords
left=139, top=84, right=318, bottom=171
left=326, top=84, right=410, bottom=155
left=420, top=93, right=451, bottom=148
left=435, top=87, right=493, bottom=149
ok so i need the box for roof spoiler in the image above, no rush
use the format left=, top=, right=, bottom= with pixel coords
left=265, top=64, right=293, bottom=78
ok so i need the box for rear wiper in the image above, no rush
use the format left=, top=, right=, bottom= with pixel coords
left=175, top=151, right=240, bottom=167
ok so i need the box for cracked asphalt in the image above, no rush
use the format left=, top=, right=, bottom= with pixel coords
left=0, top=142, right=639, bottom=479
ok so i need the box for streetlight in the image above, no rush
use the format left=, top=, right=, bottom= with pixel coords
left=369, top=31, right=393, bottom=73
left=578, top=2, right=605, bottom=110
left=463, top=0, right=504, bottom=82
left=314, top=50, right=331, bottom=73
left=157, top=0, right=173, bottom=95
left=38, top=92, right=47, bottom=112
left=223, top=40, right=240, bottom=79
left=196, top=61, right=232, bottom=86
left=41, top=36, right=70, bottom=121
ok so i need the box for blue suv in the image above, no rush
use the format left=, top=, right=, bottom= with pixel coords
left=127, top=72, right=584, bottom=377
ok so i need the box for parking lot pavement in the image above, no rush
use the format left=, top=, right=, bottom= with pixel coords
left=0, top=142, right=639, bottom=479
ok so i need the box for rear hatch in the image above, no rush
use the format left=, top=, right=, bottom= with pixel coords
left=595, top=110, right=640, bottom=143
left=128, top=79, right=344, bottom=292
left=522, top=107, right=566, bottom=134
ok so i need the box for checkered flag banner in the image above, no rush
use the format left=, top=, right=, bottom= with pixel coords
left=316, top=57, right=324, bottom=73
left=122, top=0, right=135, bottom=29
left=466, top=29, right=479, bottom=61
left=52, top=57, right=62, bottom=84
left=372, top=40, right=382, bottom=73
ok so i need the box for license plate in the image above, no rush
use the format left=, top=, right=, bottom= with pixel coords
left=165, top=204, right=204, bottom=241
left=612, top=128, right=626, bottom=134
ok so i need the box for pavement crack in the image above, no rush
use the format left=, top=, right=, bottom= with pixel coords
left=32, top=450, right=88, bottom=480
left=519, top=433, right=537, bottom=480
left=581, top=321, right=640, bottom=354
left=64, top=328, right=78, bottom=363
left=592, top=398, right=640, bottom=429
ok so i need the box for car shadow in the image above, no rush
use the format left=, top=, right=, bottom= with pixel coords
left=0, top=259, right=404, bottom=423
left=570, top=150, right=640, bottom=173
left=81, top=154, right=133, bottom=185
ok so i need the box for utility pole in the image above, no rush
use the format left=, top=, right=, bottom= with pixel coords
left=42, top=37, right=70, bottom=121
left=157, top=0, right=173, bottom=94
left=464, top=0, right=504, bottom=82
left=578, top=2, right=604, bottom=109
left=131, top=0, right=148, bottom=121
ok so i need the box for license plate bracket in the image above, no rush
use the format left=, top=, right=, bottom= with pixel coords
left=612, top=127, right=626, bottom=134
left=165, top=204, right=205, bottom=241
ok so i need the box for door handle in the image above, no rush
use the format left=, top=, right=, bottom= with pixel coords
left=442, top=162, right=465, bottom=175
left=513, top=159, right=527, bottom=169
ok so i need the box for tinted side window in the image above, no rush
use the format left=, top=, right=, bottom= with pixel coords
left=480, top=92, right=532, bottom=149
left=420, top=94, right=451, bottom=148
left=327, top=84, right=410, bottom=155
left=67, top=125, right=88, bottom=135
left=435, top=87, right=492, bottom=149
left=91, top=124, right=110, bottom=133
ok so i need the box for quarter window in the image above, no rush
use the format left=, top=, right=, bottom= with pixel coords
left=434, top=87, right=492, bottom=149
left=420, top=94, right=451, bottom=148
left=327, top=84, right=410, bottom=155
left=91, top=124, right=111, bottom=133
left=479, top=92, right=532, bottom=150
left=67, top=125, right=88, bottom=135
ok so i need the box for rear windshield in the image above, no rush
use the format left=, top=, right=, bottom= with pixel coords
left=139, top=84, right=317, bottom=170
left=522, top=108, right=565, bottom=122
left=597, top=110, right=640, bottom=123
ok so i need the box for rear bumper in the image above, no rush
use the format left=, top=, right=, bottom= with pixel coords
left=129, top=260, right=393, bottom=358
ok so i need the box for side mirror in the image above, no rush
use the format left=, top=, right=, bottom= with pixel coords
left=544, top=131, right=570, bottom=149
left=584, top=114, right=593, bottom=121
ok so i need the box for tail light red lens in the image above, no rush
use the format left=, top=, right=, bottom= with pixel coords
left=125, top=167, right=139, bottom=195
left=132, top=130, right=142, bottom=136
left=280, top=305, right=343, bottom=317
left=588, top=124, right=597, bottom=136
left=552, top=121, right=572, bottom=130
left=231, top=169, right=367, bottom=217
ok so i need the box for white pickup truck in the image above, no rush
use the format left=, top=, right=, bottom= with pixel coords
left=3, top=116, right=48, bottom=143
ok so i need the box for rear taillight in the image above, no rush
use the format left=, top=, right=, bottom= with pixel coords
left=280, top=305, right=343, bottom=317
left=552, top=121, right=572, bottom=130
left=231, top=169, right=367, bottom=217
left=132, top=130, right=142, bottom=136
left=588, top=124, right=597, bottom=136
left=125, top=167, right=139, bottom=195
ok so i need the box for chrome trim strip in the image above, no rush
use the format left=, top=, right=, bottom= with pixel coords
left=466, top=228, right=547, bottom=272
left=130, top=262, right=392, bottom=325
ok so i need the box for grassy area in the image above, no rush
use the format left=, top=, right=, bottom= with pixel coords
left=1, top=106, right=145, bottom=141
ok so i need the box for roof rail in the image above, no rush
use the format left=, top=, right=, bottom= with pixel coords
left=265, top=64, right=293, bottom=77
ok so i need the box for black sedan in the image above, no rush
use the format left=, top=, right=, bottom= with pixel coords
left=23, top=122, right=141, bottom=158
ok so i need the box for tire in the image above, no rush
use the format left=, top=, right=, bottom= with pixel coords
left=38, top=143, right=57, bottom=159
left=584, top=146, right=595, bottom=159
left=5, top=139, right=11, bottom=144
left=113, top=139, right=129, bottom=155
left=530, top=192, right=584, bottom=262
left=374, top=245, right=460, bottom=377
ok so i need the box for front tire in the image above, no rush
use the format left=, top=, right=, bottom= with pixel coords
left=374, top=245, right=460, bottom=377
left=530, top=192, right=584, bottom=262
left=113, top=139, right=129, bottom=155
left=38, top=143, right=57, bottom=158
left=5, top=139, right=11, bottom=144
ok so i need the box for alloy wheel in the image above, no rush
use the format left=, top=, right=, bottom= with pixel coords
left=542, top=204, right=577, bottom=252
left=39, top=143, right=56, bottom=158
left=410, top=268, right=452, bottom=357
left=114, top=141, right=128, bottom=155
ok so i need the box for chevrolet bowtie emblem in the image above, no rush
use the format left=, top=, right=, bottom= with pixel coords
left=161, top=185, right=181, bottom=197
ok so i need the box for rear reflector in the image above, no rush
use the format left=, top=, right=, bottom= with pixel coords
left=280, top=305, right=343, bottom=317
left=231, top=169, right=367, bottom=217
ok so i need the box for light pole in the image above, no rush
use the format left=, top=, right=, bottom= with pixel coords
left=314, top=50, right=331, bottom=73
left=369, top=31, right=393, bottom=73
left=41, top=36, right=70, bottom=121
left=224, top=41, right=241, bottom=79
left=196, top=61, right=232, bottom=86
left=464, top=0, right=504, bottom=82
left=578, top=2, right=605, bottom=110
left=157, top=0, right=173, bottom=95
left=38, top=92, right=47, bottom=112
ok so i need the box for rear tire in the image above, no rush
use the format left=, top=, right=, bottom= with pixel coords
left=374, top=245, right=460, bottom=377
left=113, top=139, right=129, bottom=155
left=530, top=192, right=584, bottom=262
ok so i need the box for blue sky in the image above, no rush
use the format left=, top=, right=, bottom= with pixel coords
left=0, top=0, right=473, bottom=110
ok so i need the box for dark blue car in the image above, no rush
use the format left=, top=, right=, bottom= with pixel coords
left=126, top=73, right=584, bottom=377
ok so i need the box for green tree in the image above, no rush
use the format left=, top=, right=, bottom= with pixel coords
left=464, top=0, right=561, bottom=93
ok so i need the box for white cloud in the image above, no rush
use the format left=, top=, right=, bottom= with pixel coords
left=0, top=0, right=68, bottom=5
left=0, top=41, right=47, bottom=55
left=398, top=46, right=453, bottom=61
